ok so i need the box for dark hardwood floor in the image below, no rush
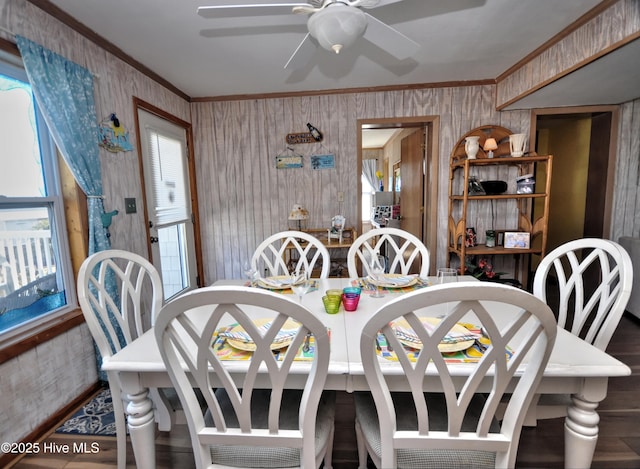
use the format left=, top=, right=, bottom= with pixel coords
left=10, top=313, right=640, bottom=469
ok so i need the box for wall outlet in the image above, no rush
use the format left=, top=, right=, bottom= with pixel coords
left=124, top=198, right=137, bottom=214
left=337, top=191, right=344, bottom=202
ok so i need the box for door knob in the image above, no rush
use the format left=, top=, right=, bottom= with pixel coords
left=150, top=236, right=158, bottom=243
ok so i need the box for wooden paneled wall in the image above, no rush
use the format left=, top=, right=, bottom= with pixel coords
left=0, top=0, right=191, bottom=447
left=612, top=97, right=640, bottom=240
left=192, top=89, right=531, bottom=283
left=3, top=0, right=640, bottom=450
left=497, top=0, right=640, bottom=108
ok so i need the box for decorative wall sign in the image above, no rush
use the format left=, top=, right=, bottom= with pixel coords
left=99, top=113, right=133, bottom=153
left=275, top=147, right=304, bottom=169
left=286, top=132, right=317, bottom=145
left=310, top=154, right=335, bottom=170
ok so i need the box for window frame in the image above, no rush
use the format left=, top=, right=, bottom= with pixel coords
left=0, top=47, right=78, bottom=355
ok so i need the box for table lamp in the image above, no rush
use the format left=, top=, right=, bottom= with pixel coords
left=288, top=204, right=309, bottom=231
left=484, top=138, right=498, bottom=158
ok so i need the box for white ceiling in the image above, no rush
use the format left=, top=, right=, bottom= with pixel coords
left=42, top=0, right=620, bottom=102
left=362, top=128, right=400, bottom=148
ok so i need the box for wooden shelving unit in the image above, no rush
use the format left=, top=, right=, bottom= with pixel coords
left=446, top=126, right=553, bottom=284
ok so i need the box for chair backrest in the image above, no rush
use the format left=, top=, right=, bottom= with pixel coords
left=347, top=227, right=429, bottom=278
left=251, top=230, right=331, bottom=278
left=154, top=286, right=331, bottom=469
left=533, top=238, right=633, bottom=351
left=360, top=282, right=556, bottom=469
left=77, top=249, right=164, bottom=359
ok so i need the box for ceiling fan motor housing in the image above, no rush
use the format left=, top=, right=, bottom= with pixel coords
left=307, top=5, right=368, bottom=54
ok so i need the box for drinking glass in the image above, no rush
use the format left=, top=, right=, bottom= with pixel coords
left=437, top=267, right=458, bottom=284
left=437, top=267, right=458, bottom=316
left=290, top=267, right=311, bottom=303
left=369, top=254, right=386, bottom=298
left=242, top=260, right=258, bottom=284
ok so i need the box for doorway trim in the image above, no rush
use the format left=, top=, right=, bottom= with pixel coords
left=358, top=116, right=440, bottom=274
left=132, top=97, right=204, bottom=288
left=530, top=105, right=619, bottom=241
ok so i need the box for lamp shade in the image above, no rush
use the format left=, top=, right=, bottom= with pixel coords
left=483, top=138, right=498, bottom=151
left=483, top=137, right=498, bottom=158
left=288, top=204, right=309, bottom=221
left=307, top=5, right=367, bottom=54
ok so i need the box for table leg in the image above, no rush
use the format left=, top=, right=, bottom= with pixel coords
left=563, top=390, right=602, bottom=469
left=120, top=373, right=156, bottom=469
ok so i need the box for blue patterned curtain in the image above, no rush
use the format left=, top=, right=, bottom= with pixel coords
left=15, top=35, right=110, bottom=255
left=16, top=37, right=119, bottom=380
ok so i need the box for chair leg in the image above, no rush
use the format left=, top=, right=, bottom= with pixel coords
left=354, top=417, right=369, bottom=469
left=322, top=424, right=335, bottom=469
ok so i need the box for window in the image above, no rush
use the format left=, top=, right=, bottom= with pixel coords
left=361, top=174, right=375, bottom=222
left=0, top=55, right=74, bottom=338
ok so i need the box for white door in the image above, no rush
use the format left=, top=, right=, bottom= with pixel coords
left=138, top=109, right=197, bottom=300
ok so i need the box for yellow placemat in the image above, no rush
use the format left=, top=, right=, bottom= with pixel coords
left=212, top=324, right=329, bottom=362
left=376, top=326, right=512, bottom=363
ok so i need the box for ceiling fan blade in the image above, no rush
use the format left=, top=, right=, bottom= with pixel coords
left=284, top=33, right=318, bottom=70
left=197, top=3, right=313, bottom=18
left=362, top=12, right=420, bottom=60
left=360, top=0, right=405, bottom=7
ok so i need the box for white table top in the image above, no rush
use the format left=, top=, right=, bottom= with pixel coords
left=104, top=277, right=631, bottom=391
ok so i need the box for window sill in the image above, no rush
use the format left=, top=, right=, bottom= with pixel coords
left=0, top=308, right=85, bottom=365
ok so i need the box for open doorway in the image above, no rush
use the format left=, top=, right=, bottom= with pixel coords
left=358, top=116, right=439, bottom=274
left=532, top=106, right=618, bottom=257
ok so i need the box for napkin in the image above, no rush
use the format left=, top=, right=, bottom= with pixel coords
left=218, top=321, right=299, bottom=345
left=393, top=320, right=480, bottom=345
left=368, top=274, right=417, bottom=286
left=259, top=277, right=293, bottom=288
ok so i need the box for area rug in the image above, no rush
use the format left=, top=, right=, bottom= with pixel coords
left=55, top=388, right=117, bottom=436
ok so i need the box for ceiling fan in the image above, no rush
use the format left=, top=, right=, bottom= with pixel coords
left=197, top=0, right=420, bottom=70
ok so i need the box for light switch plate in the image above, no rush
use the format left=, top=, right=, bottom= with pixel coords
left=124, top=198, right=137, bottom=214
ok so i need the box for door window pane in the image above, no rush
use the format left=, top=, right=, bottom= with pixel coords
left=158, top=223, right=189, bottom=299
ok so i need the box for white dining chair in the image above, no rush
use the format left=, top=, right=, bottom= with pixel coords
left=251, top=230, right=331, bottom=278
left=347, top=227, right=430, bottom=278
left=523, top=238, right=633, bottom=424
left=354, top=282, right=557, bottom=469
left=77, top=249, right=180, bottom=469
left=154, top=285, right=335, bottom=469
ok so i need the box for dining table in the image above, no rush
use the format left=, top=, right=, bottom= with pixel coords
left=103, top=276, right=631, bottom=469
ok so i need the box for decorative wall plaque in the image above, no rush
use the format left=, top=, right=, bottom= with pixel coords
left=286, top=132, right=319, bottom=144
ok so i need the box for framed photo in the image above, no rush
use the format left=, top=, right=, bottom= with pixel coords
left=504, top=231, right=530, bottom=249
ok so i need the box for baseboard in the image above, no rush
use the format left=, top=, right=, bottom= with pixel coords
left=1, top=381, right=103, bottom=468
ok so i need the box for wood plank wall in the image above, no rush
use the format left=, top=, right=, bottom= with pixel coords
left=2, top=0, right=640, bottom=449
left=191, top=89, right=531, bottom=284
left=613, top=98, right=640, bottom=240
left=0, top=0, right=192, bottom=447
left=497, top=0, right=640, bottom=108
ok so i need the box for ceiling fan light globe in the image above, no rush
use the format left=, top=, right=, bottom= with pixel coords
left=307, top=6, right=367, bottom=53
